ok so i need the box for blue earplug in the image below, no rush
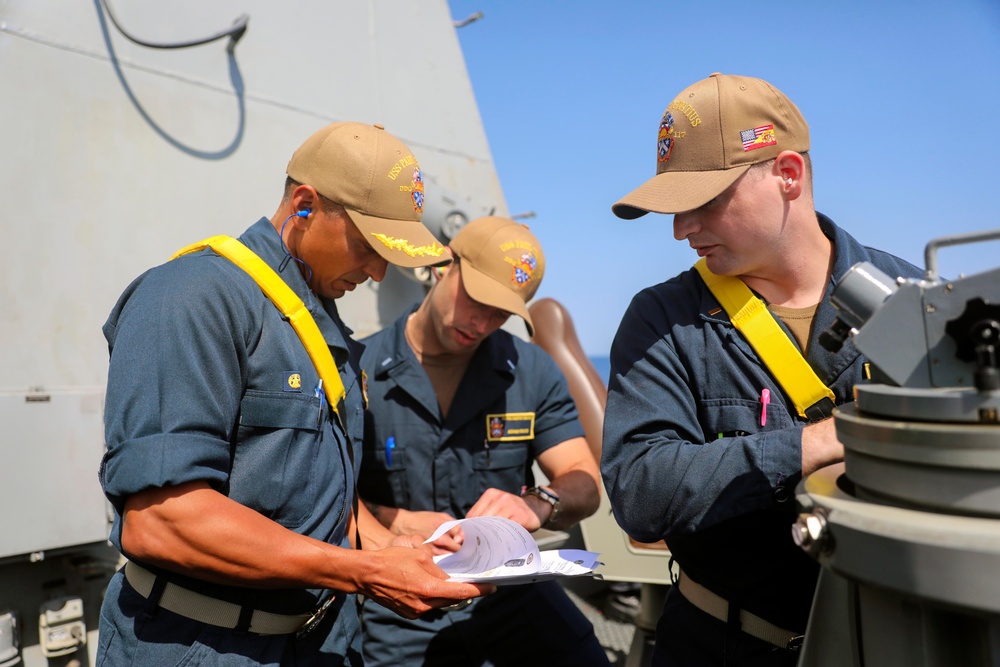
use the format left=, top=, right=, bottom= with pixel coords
left=296, top=209, right=311, bottom=218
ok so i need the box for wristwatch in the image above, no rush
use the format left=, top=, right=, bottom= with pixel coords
left=523, top=486, right=561, bottom=527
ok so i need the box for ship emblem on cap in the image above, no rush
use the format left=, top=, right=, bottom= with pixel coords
left=411, top=168, right=424, bottom=213
left=512, top=252, right=537, bottom=288
left=657, top=111, right=675, bottom=163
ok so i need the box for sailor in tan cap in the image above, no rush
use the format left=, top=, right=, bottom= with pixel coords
left=602, top=74, right=921, bottom=665
left=282, top=121, right=450, bottom=297
left=357, top=216, right=610, bottom=666
left=98, top=121, right=490, bottom=667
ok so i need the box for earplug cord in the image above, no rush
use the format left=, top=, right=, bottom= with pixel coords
left=279, top=212, right=313, bottom=283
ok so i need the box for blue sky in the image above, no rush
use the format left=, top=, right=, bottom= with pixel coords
left=448, top=0, right=1000, bottom=356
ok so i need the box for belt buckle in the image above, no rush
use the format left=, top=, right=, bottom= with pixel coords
left=786, top=635, right=805, bottom=652
left=440, top=598, right=473, bottom=612
left=296, top=596, right=335, bottom=639
left=805, top=397, right=835, bottom=422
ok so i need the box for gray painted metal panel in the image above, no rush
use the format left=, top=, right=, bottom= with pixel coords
left=0, top=3, right=508, bottom=662
left=0, top=392, right=110, bottom=559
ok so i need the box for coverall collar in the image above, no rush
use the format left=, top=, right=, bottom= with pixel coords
left=374, top=308, right=518, bottom=427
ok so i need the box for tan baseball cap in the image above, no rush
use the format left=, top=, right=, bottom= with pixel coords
left=449, top=216, right=545, bottom=335
left=286, top=121, right=450, bottom=268
left=613, top=73, right=810, bottom=218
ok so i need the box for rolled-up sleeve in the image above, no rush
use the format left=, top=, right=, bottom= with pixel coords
left=527, top=348, right=585, bottom=455
left=100, top=258, right=251, bottom=513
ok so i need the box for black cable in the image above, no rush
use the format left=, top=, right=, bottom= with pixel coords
left=99, top=0, right=247, bottom=50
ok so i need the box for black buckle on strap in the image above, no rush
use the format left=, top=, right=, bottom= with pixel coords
left=235, top=604, right=254, bottom=633
left=804, top=397, right=835, bottom=422
left=787, top=635, right=805, bottom=651
left=296, top=596, right=336, bottom=639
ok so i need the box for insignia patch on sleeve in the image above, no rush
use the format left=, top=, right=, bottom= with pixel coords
left=284, top=371, right=302, bottom=392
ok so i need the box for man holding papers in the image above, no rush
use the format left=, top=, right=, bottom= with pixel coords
left=428, top=516, right=601, bottom=586
left=357, top=216, right=610, bottom=666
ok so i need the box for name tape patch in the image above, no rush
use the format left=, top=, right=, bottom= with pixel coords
left=486, top=412, right=536, bottom=442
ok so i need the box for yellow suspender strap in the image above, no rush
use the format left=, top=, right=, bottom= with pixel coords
left=694, top=259, right=835, bottom=419
left=171, top=235, right=347, bottom=414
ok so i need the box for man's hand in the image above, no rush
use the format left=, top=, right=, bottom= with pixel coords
left=358, top=547, right=494, bottom=619
left=466, top=488, right=544, bottom=532
left=387, top=508, right=457, bottom=541
left=390, top=524, right=465, bottom=556
left=801, top=418, right=844, bottom=476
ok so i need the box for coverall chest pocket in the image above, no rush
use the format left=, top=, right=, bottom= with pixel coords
left=359, top=435, right=410, bottom=508
left=699, top=396, right=792, bottom=440
left=471, top=442, right=529, bottom=500
left=232, top=390, right=340, bottom=529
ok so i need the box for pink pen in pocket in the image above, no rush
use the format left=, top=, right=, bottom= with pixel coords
left=760, top=388, right=770, bottom=426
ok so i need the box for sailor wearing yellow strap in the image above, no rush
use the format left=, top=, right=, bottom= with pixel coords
left=97, top=121, right=486, bottom=667
left=603, top=72, right=924, bottom=665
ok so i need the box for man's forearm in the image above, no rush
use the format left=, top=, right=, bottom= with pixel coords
left=124, top=481, right=376, bottom=591
left=121, top=481, right=492, bottom=618
left=531, top=469, right=600, bottom=531
left=362, top=498, right=399, bottom=532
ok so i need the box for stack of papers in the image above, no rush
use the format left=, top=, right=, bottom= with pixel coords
left=425, top=516, right=603, bottom=586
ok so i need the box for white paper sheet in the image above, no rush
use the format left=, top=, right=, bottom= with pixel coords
left=426, top=516, right=602, bottom=585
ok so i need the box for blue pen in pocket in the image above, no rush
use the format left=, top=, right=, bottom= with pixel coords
left=386, top=436, right=395, bottom=467
left=315, top=379, right=325, bottom=429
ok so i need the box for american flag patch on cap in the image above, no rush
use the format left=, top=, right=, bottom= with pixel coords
left=740, top=124, right=777, bottom=152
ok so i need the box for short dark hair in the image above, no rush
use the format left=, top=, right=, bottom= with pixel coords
left=283, top=177, right=345, bottom=215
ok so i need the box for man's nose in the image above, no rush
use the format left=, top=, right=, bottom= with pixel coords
left=673, top=211, right=699, bottom=241
left=469, top=309, right=491, bottom=334
left=367, top=256, right=389, bottom=283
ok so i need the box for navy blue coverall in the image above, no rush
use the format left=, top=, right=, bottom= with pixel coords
left=602, top=215, right=922, bottom=666
left=98, top=218, right=365, bottom=666
left=357, top=312, right=609, bottom=666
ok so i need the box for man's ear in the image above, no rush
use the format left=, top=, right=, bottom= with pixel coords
left=433, top=249, right=456, bottom=282
left=774, top=151, right=805, bottom=200
left=432, top=265, right=447, bottom=282
left=290, top=184, right=320, bottom=225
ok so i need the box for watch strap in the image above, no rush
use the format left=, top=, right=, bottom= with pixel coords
left=522, top=486, right=562, bottom=527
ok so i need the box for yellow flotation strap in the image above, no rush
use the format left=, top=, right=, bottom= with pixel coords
left=171, top=235, right=346, bottom=414
left=694, top=259, right=835, bottom=420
